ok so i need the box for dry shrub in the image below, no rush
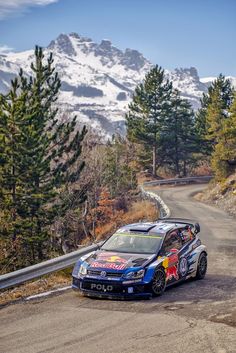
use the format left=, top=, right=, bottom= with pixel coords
left=192, top=161, right=212, bottom=176
left=0, top=271, right=71, bottom=306
left=95, top=200, right=158, bottom=241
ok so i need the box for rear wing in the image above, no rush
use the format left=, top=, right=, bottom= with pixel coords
left=158, top=217, right=200, bottom=234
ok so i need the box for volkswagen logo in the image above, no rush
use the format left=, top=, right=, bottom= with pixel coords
left=100, top=271, right=107, bottom=278
left=179, top=257, right=188, bottom=277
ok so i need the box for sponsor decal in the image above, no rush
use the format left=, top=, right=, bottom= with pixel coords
left=91, top=262, right=126, bottom=270
left=192, top=239, right=201, bottom=250
left=90, top=283, right=113, bottom=292
left=90, top=253, right=128, bottom=270
left=162, top=254, right=179, bottom=281
left=99, top=255, right=127, bottom=263
left=166, top=266, right=179, bottom=281
left=168, top=253, right=178, bottom=265
left=179, top=257, right=188, bottom=277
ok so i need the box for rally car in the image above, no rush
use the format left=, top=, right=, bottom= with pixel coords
left=72, top=218, right=207, bottom=299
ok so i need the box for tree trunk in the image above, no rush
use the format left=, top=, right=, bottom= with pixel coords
left=183, top=160, right=187, bottom=176
left=152, top=144, right=157, bottom=177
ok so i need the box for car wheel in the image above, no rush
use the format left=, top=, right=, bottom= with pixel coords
left=195, top=252, right=207, bottom=280
left=151, top=268, right=166, bottom=296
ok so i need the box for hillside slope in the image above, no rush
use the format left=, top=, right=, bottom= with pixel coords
left=197, top=174, right=236, bottom=217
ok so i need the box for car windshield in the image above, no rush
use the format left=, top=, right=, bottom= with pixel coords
left=101, top=232, right=162, bottom=254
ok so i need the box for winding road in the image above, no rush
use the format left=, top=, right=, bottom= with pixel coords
left=1, top=184, right=236, bottom=353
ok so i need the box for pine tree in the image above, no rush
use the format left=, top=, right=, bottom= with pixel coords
left=195, top=74, right=235, bottom=180
left=162, top=90, right=196, bottom=176
left=195, top=74, right=233, bottom=154
left=0, top=47, right=87, bottom=266
left=211, top=92, right=236, bottom=179
left=126, top=65, right=173, bottom=177
left=0, top=74, right=30, bottom=242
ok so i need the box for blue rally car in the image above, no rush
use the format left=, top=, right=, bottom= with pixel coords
left=72, top=218, right=207, bottom=299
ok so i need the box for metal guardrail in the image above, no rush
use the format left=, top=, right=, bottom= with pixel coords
left=0, top=243, right=100, bottom=291
left=143, top=175, right=212, bottom=186
left=139, top=186, right=170, bottom=219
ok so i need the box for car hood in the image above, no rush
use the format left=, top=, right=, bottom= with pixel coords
left=85, top=250, right=156, bottom=270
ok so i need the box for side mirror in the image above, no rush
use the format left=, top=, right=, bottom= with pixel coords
left=195, top=223, right=200, bottom=234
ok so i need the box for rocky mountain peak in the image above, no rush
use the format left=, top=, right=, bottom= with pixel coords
left=48, top=33, right=76, bottom=56
left=122, top=48, right=147, bottom=71
left=174, top=67, right=199, bottom=81
left=69, top=32, right=93, bottom=43
left=99, top=39, right=112, bottom=49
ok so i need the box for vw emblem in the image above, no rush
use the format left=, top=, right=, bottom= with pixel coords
left=100, top=271, right=107, bottom=278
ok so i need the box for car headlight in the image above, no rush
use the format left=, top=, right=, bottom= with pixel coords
left=79, top=263, right=88, bottom=276
left=123, top=269, right=145, bottom=279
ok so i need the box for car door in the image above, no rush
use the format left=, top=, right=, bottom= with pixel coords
left=161, top=230, right=183, bottom=283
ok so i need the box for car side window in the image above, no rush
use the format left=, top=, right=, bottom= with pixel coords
left=162, top=231, right=182, bottom=254
left=162, top=233, right=172, bottom=253
left=180, top=227, right=194, bottom=244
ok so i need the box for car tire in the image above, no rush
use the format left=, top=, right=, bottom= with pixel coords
left=151, top=267, right=166, bottom=296
left=195, top=252, right=207, bottom=280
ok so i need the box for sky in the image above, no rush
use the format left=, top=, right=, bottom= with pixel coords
left=0, top=0, right=235, bottom=77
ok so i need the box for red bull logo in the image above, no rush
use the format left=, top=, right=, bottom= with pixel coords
left=162, top=254, right=179, bottom=281
left=166, top=265, right=179, bottom=281
left=91, top=262, right=126, bottom=270
left=91, top=253, right=128, bottom=270
left=102, top=255, right=127, bottom=263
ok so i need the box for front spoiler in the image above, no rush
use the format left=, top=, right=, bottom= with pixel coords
left=72, top=285, right=152, bottom=300
left=72, top=278, right=152, bottom=300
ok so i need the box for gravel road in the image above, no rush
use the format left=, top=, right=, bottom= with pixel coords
left=1, top=184, right=236, bottom=353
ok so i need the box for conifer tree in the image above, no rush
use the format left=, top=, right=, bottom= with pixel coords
left=162, top=90, right=196, bottom=176
left=195, top=74, right=233, bottom=154
left=211, top=91, right=236, bottom=179
left=195, top=74, right=234, bottom=180
left=0, top=47, right=87, bottom=265
left=126, top=65, right=173, bottom=177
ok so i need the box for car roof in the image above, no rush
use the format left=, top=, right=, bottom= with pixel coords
left=117, top=218, right=198, bottom=238
left=117, top=222, right=175, bottom=238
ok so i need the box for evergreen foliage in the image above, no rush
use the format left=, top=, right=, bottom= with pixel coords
left=195, top=74, right=235, bottom=180
left=195, top=74, right=233, bottom=155
left=126, top=65, right=173, bottom=176
left=0, top=47, right=87, bottom=266
left=126, top=66, right=197, bottom=176
left=161, top=90, right=197, bottom=176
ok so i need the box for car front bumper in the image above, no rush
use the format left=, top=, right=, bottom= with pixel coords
left=72, top=276, right=152, bottom=299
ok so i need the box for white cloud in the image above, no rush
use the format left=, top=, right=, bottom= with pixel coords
left=0, top=0, right=58, bottom=19
left=0, top=44, right=14, bottom=53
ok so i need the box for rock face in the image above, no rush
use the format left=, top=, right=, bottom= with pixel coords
left=1, top=32, right=233, bottom=137
left=168, top=67, right=208, bottom=110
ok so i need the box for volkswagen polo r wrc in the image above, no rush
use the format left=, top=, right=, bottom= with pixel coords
left=72, top=218, right=207, bottom=299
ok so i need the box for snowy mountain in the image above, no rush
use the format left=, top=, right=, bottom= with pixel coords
left=0, top=32, right=233, bottom=136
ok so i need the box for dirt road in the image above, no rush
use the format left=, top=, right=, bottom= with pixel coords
left=1, top=184, right=236, bottom=353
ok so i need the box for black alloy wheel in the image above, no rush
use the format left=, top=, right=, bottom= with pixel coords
left=151, top=268, right=166, bottom=296
left=196, top=252, right=207, bottom=279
